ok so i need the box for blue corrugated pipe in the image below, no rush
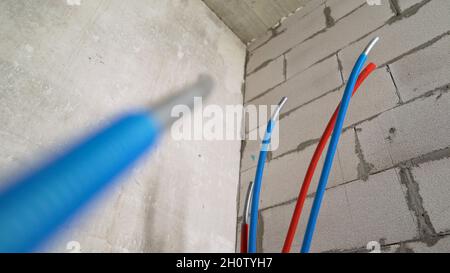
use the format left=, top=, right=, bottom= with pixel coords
left=0, top=75, right=213, bottom=253
left=248, top=97, right=287, bottom=253
left=300, top=37, right=379, bottom=253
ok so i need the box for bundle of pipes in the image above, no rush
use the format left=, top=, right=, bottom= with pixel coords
left=300, top=37, right=379, bottom=253
left=282, top=62, right=377, bottom=253
left=241, top=37, right=380, bottom=253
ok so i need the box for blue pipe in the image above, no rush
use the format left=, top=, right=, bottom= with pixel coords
left=248, top=97, right=287, bottom=253
left=0, top=112, right=159, bottom=253
left=0, top=76, right=213, bottom=253
left=248, top=120, right=273, bottom=253
left=300, top=38, right=379, bottom=253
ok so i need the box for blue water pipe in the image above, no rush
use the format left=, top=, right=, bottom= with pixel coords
left=0, top=76, right=213, bottom=253
left=300, top=37, right=379, bottom=253
left=248, top=97, right=287, bottom=253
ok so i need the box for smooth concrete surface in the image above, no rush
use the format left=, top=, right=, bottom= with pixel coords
left=0, top=0, right=245, bottom=252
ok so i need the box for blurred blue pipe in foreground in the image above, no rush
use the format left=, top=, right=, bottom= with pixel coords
left=0, top=75, right=213, bottom=253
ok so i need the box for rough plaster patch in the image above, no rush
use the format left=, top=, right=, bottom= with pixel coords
left=386, top=0, right=431, bottom=25
left=388, top=0, right=401, bottom=15
left=324, top=6, right=335, bottom=28
left=383, top=31, right=450, bottom=68
left=354, top=128, right=373, bottom=181
left=397, top=167, right=438, bottom=246
left=274, top=138, right=319, bottom=160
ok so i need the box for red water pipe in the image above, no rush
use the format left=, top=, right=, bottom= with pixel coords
left=282, top=63, right=377, bottom=253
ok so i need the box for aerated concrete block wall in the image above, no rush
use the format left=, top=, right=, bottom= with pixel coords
left=0, top=0, right=245, bottom=252
left=238, top=0, right=450, bottom=252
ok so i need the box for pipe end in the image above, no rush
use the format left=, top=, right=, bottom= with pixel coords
left=363, top=37, right=380, bottom=56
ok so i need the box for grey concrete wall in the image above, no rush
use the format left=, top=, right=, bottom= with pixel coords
left=0, top=0, right=245, bottom=252
left=238, top=0, right=450, bottom=252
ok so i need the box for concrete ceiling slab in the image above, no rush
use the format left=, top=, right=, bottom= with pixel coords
left=203, top=0, right=312, bottom=44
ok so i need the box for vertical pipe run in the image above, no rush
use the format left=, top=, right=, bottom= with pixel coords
left=300, top=38, right=379, bottom=253
left=248, top=97, right=287, bottom=253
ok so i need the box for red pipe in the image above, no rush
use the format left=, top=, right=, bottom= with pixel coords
left=240, top=223, right=249, bottom=253
left=282, top=63, right=377, bottom=253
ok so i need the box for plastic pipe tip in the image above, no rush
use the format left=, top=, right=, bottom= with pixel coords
left=363, top=37, right=380, bottom=56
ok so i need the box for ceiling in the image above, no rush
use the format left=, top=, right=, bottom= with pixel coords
left=203, top=0, right=311, bottom=44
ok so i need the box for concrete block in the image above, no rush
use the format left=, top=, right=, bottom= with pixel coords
left=411, top=157, right=450, bottom=234
left=327, top=0, right=367, bottom=21
left=286, top=3, right=393, bottom=77
left=279, top=0, right=326, bottom=32
left=261, top=200, right=311, bottom=252
left=389, top=34, right=450, bottom=102
left=261, top=186, right=358, bottom=253
left=345, top=168, right=418, bottom=247
left=261, top=145, right=317, bottom=209
left=241, top=131, right=264, bottom=171
left=308, top=185, right=359, bottom=252
left=343, top=66, right=399, bottom=127
left=339, top=0, right=450, bottom=78
left=245, top=55, right=285, bottom=102
left=354, top=125, right=394, bottom=174
left=240, top=146, right=317, bottom=214
left=285, top=51, right=341, bottom=85
left=261, top=145, right=340, bottom=209
left=239, top=130, right=352, bottom=211
left=262, top=167, right=416, bottom=252
left=387, top=235, right=450, bottom=253
left=397, top=0, right=423, bottom=12
left=246, top=6, right=326, bottom=73
left=275, top=90, right=341, bottom=158
left=356, top=91, right=450, bottom=171
left=246, top=55, right=342, bottom=132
